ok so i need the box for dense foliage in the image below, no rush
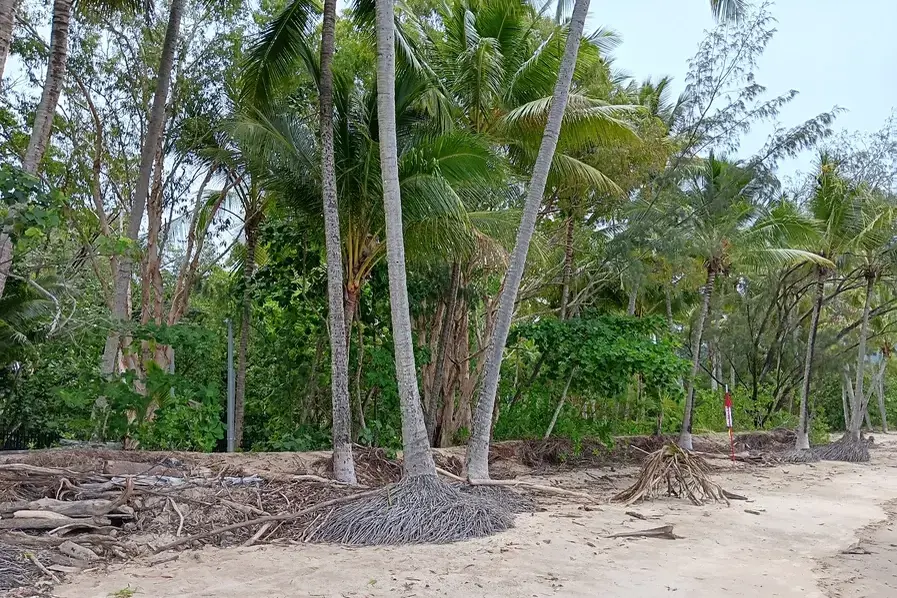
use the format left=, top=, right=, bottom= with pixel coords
left=0, top=0, right=894, bottom=455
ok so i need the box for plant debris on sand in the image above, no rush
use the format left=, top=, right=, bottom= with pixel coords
left=613, top=444, right=732, bottom=506
left=306, top=475, right=513, bottom=545
left=812, top=434, right=872, bottom=463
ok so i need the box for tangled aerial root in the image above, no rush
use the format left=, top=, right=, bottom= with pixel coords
left=613, top=444, right=730, bottom=506
left=459, top=484, right=536, bottom=514
left=306, top=475, right=513, bottom=545
left=813, top=435, right=871, bottom=463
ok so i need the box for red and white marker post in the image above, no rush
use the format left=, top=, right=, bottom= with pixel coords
left=724, top=386, right=734, bottom=461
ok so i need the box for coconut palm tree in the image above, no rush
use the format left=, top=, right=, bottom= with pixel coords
left=673, top=156, right=832, bottom=450
left=794, top=155, right=869, bottom=450
left=0, top=0, right=20, bottom=84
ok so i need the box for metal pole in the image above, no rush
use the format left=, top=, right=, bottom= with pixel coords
left=226, top=318, right=235, bottom=452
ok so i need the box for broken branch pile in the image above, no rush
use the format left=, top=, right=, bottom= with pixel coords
left=612, top=444, right=733, bottom=506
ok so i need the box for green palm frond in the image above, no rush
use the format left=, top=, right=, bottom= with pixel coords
left=710, top=0, right=745, bottom=21
left=549, top=153, right=622, bottom=195
left=239, top=0, right=321, bottom=107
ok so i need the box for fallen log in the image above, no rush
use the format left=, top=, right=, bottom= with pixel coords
left=59, top=540, right=100, bottom=562
left=12, top=510, right=69, bottom=520
left=0, top=531, right=119, bottom=548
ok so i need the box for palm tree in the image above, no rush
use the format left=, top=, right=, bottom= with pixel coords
left=464, top=0, right=747, bottom=479
left=673, top=156, right=831, bottom=450
left=845, top=200, right=895, bottom=443
left=374, top=0, right=434, bottom=477
left=794, top=155, right=867, bottom=449
left=0, top=0, right=20, bottom=84
left=465, top=0, right=592, bottom=480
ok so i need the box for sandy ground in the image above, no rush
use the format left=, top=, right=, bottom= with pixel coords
left=55, top=437, right=897, bottom=598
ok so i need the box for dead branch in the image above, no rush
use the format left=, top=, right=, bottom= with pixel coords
left=608, top=525, right=677, bottom=540
left=435, top=467, right=596, bottom=501
left=152, top=488, right=380, bottom=554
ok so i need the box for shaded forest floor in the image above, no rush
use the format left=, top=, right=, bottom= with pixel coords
left=2, top=433, right=896, bottom=597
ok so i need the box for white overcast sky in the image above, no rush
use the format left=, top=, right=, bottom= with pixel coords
left=592, top=0, right=897, bottom=178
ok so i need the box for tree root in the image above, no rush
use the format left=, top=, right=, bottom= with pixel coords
left=305, top=475, right=513, bottom=545
left=813, top=435, right=871, bottom=462
left=612, top=444, right=733, bottom=506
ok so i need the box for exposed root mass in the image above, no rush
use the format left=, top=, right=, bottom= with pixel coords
left=781, top=449, right=821, bottom=463
left=306, top=475, right=513, bottom=545
left=0, top=542, right=39, bottom=591
left=613, top=444, right=731, bottom=506
left=813, top=435, right=871, bottom=462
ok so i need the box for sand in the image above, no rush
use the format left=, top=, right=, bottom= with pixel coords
left=55, top=437, right=897, bottom=598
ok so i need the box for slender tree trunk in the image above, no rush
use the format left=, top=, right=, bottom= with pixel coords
left=0, top=0, right=69, bottom=299
left=426, top=263, right=460, bottom=444
left=678, top=268, right=716, bottom=451
left=795, top=268, right=825, bottom=450
left=877, top=359, right=888, bottom=433
left=848, top=275, right=874, bottom=441
left=664, top=286, right=675, bottom=332
left=0, top=0, right=20, bottom=84
left=320, top=0, right=356, bottom=483
left=559, top=216, right=574, bottom=319
left=545, top=368, right=575, bottom=439
left=375, top=0, right=435, bottom=478
left=465, top=0, right=591, bottom=480
left=841, top=380, right=849, bottom=431
left=101, top=0, right=184, bottom=377
left=22, top=0, right=71, bottom=174
left=234, top=219, right=257, bottom=450
left=627, top=285, right=637, bottom=316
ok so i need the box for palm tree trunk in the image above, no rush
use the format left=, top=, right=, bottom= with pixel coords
left=375, top=0, right=435, bottom=478
left=426, top=262, right=460, bottom=444
left=320, top=0, right=356, bottom=483
left=627, top=285, right=637, bottom=316
left=796, top=268, right=825, bottom=450
left=0, top=0, right=20, bottom=84
left=465, top=0, right=591, bottom=480
left=101, top=0, right=184, bottom=378
left=841, top=380, right=849, bottom=431
left=234, top=221, right=257, bottom=450
left=678, top=268, right=716, bottom=451
left=559, top=216, right=574, bottom=319
left=849, top=274, right=875, bottom=441
left=0, top=0, right=70, bottom=301
left=22, top=0, right=71, bottom=174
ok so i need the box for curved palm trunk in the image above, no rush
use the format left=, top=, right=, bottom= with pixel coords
left=678, top=269, right=716, bottom=451
left=320, top=0, right=356, bottom=484
left=0, top=0, right=71, bottom=300
left=795, top=268, right=825, bottom=450
left=101, top=0, right=184, bottom=378
left=0, top=0, right=20, bottom=84
left=375, top=0, right=435, bottom=478
left=22, top=0, right=71, bottom=173
left=876, top=358, right=888, bottom=433
left=234, top=221, right=257, bottom=450
left=464, top=0, right=591, bottom=481
left=849, top=274, right=875, bottom=441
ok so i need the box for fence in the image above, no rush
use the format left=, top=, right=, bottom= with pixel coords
left=0, top=428, right=60, bottom=451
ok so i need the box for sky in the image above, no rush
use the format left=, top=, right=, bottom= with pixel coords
left=592, top=0, right=897, bottom=180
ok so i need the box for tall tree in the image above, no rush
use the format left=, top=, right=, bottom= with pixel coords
left=0, top=0, right=20, bottom=84
left=465, top=0, right=591, bottom=480
left=319, top=0, right=357, bottom=483
left=374, top=0, right=435, bottom=477
left=101, top=0, right=186, bottom=377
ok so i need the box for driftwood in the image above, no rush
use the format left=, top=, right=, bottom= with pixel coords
left=0, top=531, right=119, bottom=548
left=608, top=525, right=677, bottom=540
left=58, top=541, right=99, bottom=562
left=0, top=516, right=111, bottom=531
left=153, top=488, right=381, bottom=554
left=12, top=511, right=69, bottom=520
